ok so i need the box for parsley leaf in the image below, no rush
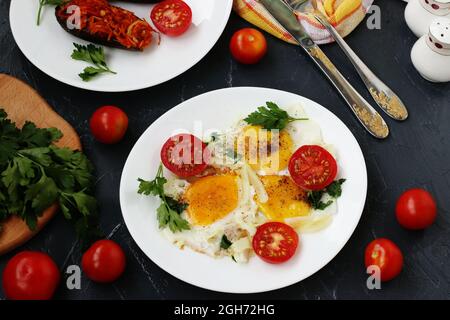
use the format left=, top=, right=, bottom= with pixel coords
left=166, top=196, right=188, bottom=214
left=244, top=102, right=308, bottom=130
left=20, top=122, right=62, bottom=147
left=307, top=190, right=333, bottom=210
left=71, top=43, right=116, bottom=82
left=138, top=164, right=190, bottom=233
left=156, top=203, right=189, bottom=233
left=24, top=173, right=59, bottom=218
left=327, top=179, right=346, bottom=197
left=220, top=235, right=232, bottom=250
left=307, top=179, right=346, bottom=210
left=137, top=165, right=167, bottom=197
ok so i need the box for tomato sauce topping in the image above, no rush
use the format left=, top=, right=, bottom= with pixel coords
left=56, top=0, right=156, bottom=50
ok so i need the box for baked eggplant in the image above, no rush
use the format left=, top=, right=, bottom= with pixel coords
left=55, top=0, right=158, bottom=51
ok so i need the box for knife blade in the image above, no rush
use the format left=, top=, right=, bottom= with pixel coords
left=259, top=0, right=389, bottom=139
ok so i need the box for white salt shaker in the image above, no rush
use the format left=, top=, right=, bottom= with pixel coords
left=405, top=0, right=450, bottom=37
left=411, top=17, right=450, bottom=82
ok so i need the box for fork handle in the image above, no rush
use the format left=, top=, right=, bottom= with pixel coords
left=314, top=15, right=408, bottom=120
left=303, top=45, right=389, bottom=139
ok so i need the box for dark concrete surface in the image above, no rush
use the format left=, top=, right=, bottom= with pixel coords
left=0, top=0, right=449, bottom=299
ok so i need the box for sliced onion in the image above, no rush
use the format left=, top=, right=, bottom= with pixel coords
left=245, top=163, right=268, bottom=203
left=285, top=213, right=333, bottom=233
left=239, top=165, right=251, bottom=206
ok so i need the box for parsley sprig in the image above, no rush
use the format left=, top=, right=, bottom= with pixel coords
left=308, top=179, right=346, bottom=210
left=220, top=235, right=232, bottom=250
left=37, top=0, right=64, bottom=26
left=244, top=102, right=308, bottom=130
left=138, top=164, right=190, bottom=233
left=71, top=43, right=117, bottom=82
left=0, top=109, right=100, bottom=241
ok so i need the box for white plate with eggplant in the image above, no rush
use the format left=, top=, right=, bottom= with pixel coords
left=9, top=0, right=233, bottom=92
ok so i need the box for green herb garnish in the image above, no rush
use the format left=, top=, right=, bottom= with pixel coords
left=0, top=109, right=100, bottom=241
left=138, top=164, right=190, bottom=233
left=71, top=43, right=117, bottom=82
left=307, top=190, right=333, bottom=210
left=220, top=235, right=232, bottom=250
left=307, top=179, right=346, bottom=210
left=244, top=102, right=308, bottom=130
left=37, top=0, right=64, bottom=26
left=326, top=178, right=346, bottom=197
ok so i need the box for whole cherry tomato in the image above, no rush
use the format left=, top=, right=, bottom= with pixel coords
left=90, top=106, right=129, bottom=144
left=230, top=28, right=267, bottom=64
left=82, top=240, right=126, bottom=283
left=396, top=188, right=437, bottom=230
left=2, top=251, right=60, bottom=300
left=365, top=238, right=403, bottom=282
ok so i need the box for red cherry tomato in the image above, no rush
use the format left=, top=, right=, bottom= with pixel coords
left=365, top=238, right=403, bottom=282
left=288, top=145, right=337, bottom=191
left=82, top=240, right=126, bottom=283
left=230, top=28, right=267, bottom=64
left=396, top=188, right=437, bottom=230
left=90, top=106, right=128, bottom=144
left=150, top=0, right=192, bottom=36
left=2, top=251, right=60, bottom=300
left=252, top=222, right=299, bottom=264
left=160, top=133, right=209, bottom=178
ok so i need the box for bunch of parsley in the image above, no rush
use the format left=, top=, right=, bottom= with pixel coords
left=0, top=109, right=99, bottom=241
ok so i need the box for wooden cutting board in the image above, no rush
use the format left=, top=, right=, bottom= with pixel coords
left=0, top=74, right=81, bottom=255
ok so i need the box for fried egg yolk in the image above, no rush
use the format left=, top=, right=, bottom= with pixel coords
left=256, top=175, right=310, bottom=220
left=184, top=175, right=239, bottom=226
left=236, top=125, right=293, bottom=174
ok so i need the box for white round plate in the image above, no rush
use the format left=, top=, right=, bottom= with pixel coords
left=120, top=87, right=367, bottom=293
left=9, top=0, right=232, bottom=92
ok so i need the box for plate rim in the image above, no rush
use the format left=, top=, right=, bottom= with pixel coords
left=9, top=0, right=233, bottom=92
left=119, top=86, right=368, bottom=293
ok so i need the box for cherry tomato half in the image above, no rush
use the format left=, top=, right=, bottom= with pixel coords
left=252, top=222, right=299, bottom=264
left=288, top=145, right=337, bottom=191
left=2, top=251, right=60, bottom=300
left=151, top=0, right=192, bottom=36
left=230, top=28, right=267, bottom=64
left=82, top=240, right=126, bottom=283
left=396, top=188, right=437, bottom=230
left=90, top=106, right=129, bottom=144
left=161, top=133, right=209, bottom=178
left=365, top=238, right=403, bottom=282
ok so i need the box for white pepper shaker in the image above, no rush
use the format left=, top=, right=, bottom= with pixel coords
left=405, top=0, right=450, bottom=37
left=411, top=17, right=450, bottom=82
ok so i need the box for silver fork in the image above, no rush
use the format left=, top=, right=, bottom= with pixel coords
left=285, top=0, right=409, bottom=120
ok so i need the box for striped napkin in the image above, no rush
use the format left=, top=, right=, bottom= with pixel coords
left=233, top=0, right=374, bottom=44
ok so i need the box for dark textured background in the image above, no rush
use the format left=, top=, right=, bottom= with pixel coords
left=0, top=0, right=449, bottom=300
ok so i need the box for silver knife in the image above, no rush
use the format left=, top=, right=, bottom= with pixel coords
left=260, top=0, right=389, bottom=139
